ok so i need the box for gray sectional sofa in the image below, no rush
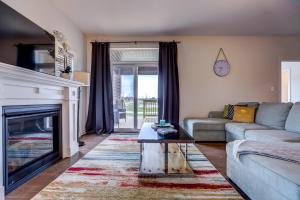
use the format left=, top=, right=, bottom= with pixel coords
left=183, top=102, right=300, bottom=200
left=183, top=102, right=260, bottom=142
left=227, top=141, right=300, bottom=200
left=226, top=102, right=300, bottom=143
left=182, top=118, right=229, bottom=141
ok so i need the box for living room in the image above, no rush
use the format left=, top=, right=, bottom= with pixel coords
left=0, top=0, right=300, bottom=200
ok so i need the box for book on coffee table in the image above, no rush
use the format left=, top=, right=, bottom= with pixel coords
left=157, top=128, right=178, bottom=137
left=151, top=123, right=174, bottom=130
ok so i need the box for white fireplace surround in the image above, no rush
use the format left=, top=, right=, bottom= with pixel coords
left=0, top=62, right=83, bottom=199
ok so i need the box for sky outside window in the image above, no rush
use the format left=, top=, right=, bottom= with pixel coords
left=138, top=75, right=158, bottom=98
left=121, top=75, right=158, bottom=98
left=121, top=75, right=134, bottom=97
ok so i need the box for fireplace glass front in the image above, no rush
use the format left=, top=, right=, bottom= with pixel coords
left=3, top=105, right=61, bottom=193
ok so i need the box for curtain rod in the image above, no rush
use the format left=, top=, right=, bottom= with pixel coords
left=90, top=40, right=181, bottom=44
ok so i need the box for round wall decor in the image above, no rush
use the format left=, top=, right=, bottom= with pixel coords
left=213, top=48, right=230, bottom=77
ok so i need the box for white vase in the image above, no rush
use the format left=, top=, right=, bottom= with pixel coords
left=61, top=73, right=72, bottom=80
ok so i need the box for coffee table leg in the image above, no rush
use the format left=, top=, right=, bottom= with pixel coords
left=140, top=143, right=143, bottom=163
left=185, top=143, right=188, bottom=159
left=165, top=143, right=168, bottom=174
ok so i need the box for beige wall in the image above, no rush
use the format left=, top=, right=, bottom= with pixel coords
left=86, top=35, right=300, bottom=119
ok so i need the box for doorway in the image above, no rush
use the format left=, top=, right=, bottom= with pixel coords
left=281, top=61, right=300, bottom=102
left=111, top=48, right=159, bottom=131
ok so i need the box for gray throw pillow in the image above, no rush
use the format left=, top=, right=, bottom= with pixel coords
left=255, top=102, right=293, bottom=129
left=285, top=102, right=300, bottom=133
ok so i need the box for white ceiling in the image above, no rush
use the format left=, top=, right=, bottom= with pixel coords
left=50, top=0, right=300, bottom=36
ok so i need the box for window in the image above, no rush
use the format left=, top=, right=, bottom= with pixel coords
left=111, top=48, right=159, bottom=130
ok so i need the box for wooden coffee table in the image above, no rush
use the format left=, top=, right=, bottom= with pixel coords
left=137, top=123, right=195, bottom=177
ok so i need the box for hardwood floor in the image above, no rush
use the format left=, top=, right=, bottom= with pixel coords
left=196, top=143, right=249, bottom=200
left=6, top=134, right=247, bottom=200
left=196, top=143, right=227, bottom=177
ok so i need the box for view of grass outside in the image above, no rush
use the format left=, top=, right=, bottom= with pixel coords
left=123, top=99, right=158, bottom=115
left=115, top=72, right=158, bottom=128
left=121, top=75, right=158, bottom=116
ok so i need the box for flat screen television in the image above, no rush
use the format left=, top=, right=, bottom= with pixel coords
left=0, top=2, right=56, bottom=76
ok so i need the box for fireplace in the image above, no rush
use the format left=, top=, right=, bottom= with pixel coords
left=2, top=104, right=62, bottom=193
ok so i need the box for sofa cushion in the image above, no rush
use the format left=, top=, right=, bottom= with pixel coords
left=225, top=123, right=270, bottom=140
left=184, top=118, right=229, bottom=131
left=223, top=105, right=229, bottom=118
left=227, top=104, right=235, bottom=120
left=285, top=102, right=300, bottom=134
left=245, top=129, right=300, bottom=143
left=233, top=106, right=256, bottom=123
left=227, top=142, right=300, bottom=200
left=237, top=102, right=260, bottom=108
left=255, top=102, right=293, bottom=129
left=208, top=111, right=224, bottom=118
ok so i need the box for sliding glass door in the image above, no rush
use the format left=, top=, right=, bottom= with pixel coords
left=112, top=65, right=158, bottom=130
left=137, top=66, right=158, bottom=129
left=111, top=47, right=159, bottom=131
left=112, top=65, right=135, bottom=129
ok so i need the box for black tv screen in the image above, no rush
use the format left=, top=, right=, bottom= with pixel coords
left=0, top=2, right=55, bottom=76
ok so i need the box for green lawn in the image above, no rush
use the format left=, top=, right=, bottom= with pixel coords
left=124, top=100, right=158, bottom=115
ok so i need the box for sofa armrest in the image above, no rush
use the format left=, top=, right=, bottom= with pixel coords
left=208, top=111, right=224, bottom=118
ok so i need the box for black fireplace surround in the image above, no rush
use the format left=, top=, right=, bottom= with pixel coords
left=2, top=104, right=62, bottom=193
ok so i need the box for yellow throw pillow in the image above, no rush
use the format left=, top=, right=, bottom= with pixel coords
left=233, top=106, right=256, bottom=123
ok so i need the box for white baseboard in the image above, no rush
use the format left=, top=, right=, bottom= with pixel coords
left=69, top=143, right=79, bottom=157
left=79, top=129, right=87, bottom=137
left=0, top=186, right=5, bottom=200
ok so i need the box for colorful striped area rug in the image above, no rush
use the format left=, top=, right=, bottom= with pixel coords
left=32, top=134, right=243, bottom=200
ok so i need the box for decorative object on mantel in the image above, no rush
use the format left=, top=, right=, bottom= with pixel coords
left=53, top=30, right=74, bottom=78
left=213, top=48, right=230, bottom=77
left=60, top=66, right=72, bottom=79
left=72, top=71, right=91, bottom=146
left=53, top=30, right=66, bottom=43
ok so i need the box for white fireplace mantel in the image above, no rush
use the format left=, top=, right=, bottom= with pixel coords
left=0, top=62, right=83, bottom=199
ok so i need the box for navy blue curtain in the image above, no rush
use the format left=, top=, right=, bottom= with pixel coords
left=86, top=42, right=114, bottom=134
left=158, top=42, right=180, bottom=128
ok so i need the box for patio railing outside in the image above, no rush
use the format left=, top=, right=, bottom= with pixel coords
left=143, top=99, right=158, bottom=118
left=114, top=98, right=158, bottom=129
